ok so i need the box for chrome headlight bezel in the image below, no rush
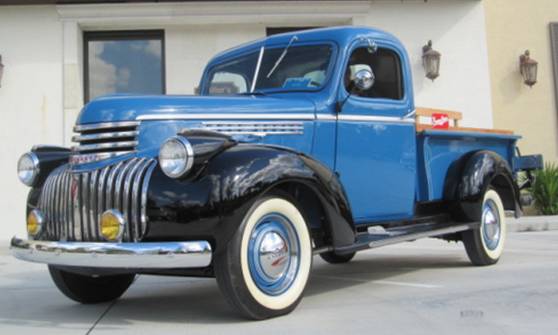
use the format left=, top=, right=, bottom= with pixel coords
left=17, top=152, right=40, bottom=186
left=159, top=136, right=195, bottom=179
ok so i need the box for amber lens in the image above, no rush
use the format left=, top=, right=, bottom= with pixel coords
left=100, top=211, right=123, bottom=241
left=27, top=211, right=41, bottom=236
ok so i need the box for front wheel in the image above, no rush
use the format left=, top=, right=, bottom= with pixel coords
left=462, top=189, right=507, bottom=266
left=215, top=194, right=312, bottom=320
left=49, top=266, right=135, bottom=304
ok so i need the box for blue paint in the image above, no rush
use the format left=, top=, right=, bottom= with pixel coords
left=416, top=131, right=518, bottom=202
left=73, top=26, right=521, bottom=223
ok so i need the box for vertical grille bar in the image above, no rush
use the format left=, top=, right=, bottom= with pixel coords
left=81, top=173, right=91, bottom=241
left=123, top=158, right=145, bottom=240
left=131, top=159, right=151, bottom=241
left=72, top=174, right=83, bottom=240
left=43, top=170, right=55, bottom=239
left=97, top=165, right=111, bottom=238
left=89, top=170, right=99, bottom=240
left=140, top=161, right=157, bottom=238
left=106, top=161, right=125, bottom=210
left=38, top=158, right=156, bottom=242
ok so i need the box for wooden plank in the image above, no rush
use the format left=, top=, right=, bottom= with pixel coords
left=416, top=124, right=514, bottom=135
left=416, top=107, right=463, bottom=121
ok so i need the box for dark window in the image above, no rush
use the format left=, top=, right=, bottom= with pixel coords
left=344, top=47, right=404, bottom=100
left=266, top=27, right=320, bottom=36
left=84, top=30, right=165, bottom=102
left=551, top=23, right=558, bottom=112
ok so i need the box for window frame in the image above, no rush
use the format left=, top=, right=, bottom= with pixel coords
left=343, top=46, right=405, bottom=101
left=201, top=41, right=338, bottom=95
left=83, top=30, right=166, bottom=103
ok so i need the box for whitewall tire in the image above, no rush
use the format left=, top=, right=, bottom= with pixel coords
left=462, top=189, right=507, bottom=266
left=215, top=193, right=312, bottom=319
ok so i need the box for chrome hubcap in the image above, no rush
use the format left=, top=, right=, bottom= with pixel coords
left=482, top=199, right=501, bottom=250
left=248, top=213, right=300, bottom=296
left=258, top=231, right=289, bottom=280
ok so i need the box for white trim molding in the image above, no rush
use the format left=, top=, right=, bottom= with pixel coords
left=56, top=1, right=369, bottom=27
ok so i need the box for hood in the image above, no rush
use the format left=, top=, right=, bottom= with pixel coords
left=77, top=95, right=316, bottom=124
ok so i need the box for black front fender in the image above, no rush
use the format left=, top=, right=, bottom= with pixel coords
left=144, top=143, right=355, bottom=252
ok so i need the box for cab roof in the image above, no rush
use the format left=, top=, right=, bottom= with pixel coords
left=209, top=26, right=403, bottom=64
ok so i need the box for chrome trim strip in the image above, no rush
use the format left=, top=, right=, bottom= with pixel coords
left=337, top=114, right=416, bottom=124
left=136, top=113, right=416, bottom=124
left=10, top=237, right=212, bottom=269
left=316, top=114, right=337, bottom=121
left=72, top=131, right=139, bottom=143
left=72, top=141, right=138, bottom=153
left=136, top=113, right=316, bottom=121
left=74, top=121, right=140, bottom=132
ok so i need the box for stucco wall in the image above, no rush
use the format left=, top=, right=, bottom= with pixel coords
left=0, top=0, right=491, bottom=240
left=0, top=6, right=64, bottom=238
left=485, top=0, right=558, bottom=162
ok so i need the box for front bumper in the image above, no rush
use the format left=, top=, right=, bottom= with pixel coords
left=10, top=236, right=212, bottom=269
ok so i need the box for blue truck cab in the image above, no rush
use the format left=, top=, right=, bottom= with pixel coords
left=12, top=26, right=542, bottom=319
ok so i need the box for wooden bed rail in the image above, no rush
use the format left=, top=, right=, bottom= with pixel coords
left=415, top=108, right=514, bottom=135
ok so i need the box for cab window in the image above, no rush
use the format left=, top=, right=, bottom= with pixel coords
left=344, top=47, right=404, bottom=100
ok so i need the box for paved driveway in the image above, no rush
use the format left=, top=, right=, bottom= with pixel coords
left=1, top=231, right=557, bottom=335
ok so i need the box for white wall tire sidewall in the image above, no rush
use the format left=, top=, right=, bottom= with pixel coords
left=240, top=198, right=312, bottom=311
left=480, top=190, right=506, bottom=260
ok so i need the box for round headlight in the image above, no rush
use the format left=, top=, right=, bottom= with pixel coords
left=17, top=152, right=40, bottom=186
left=159, top=136, right=194, bottom=178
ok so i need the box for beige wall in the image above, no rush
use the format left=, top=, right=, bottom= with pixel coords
left=485, top=0, right=558, bottom=162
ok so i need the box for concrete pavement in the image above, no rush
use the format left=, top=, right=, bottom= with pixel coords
left=1, top=231, right=557, bottom=335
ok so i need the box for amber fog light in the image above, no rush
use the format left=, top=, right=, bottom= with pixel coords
left=100, top=210, right=125, bottom=242
left=27, top=209, right=44, bottom=237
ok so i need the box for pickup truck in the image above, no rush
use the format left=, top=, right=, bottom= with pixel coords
left=12, top=26, right=542, bottom=320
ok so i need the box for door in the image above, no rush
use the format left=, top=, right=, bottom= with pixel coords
left=335, top=45, right=417, bottom=223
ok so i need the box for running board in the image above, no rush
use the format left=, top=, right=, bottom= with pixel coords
left=334, top=221, right=480, bottom=255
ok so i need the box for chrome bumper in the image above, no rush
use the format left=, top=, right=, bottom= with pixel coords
left=10, top=236, right=212, bottom=269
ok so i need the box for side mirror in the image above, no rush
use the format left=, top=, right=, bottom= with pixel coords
left=353, top=69, right=375, bottom=91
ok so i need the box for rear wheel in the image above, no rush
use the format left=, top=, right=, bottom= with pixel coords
left=48, top=266, right=135, bottom=304
left=215, top=194, right=312, bottom=320
left=462, top=189, right=507, bottom=266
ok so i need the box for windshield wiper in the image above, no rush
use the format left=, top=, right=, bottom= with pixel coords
left=266, top=35, right=298, bottom=79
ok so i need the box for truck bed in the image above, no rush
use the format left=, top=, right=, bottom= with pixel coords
left=416, top=128, right=520, bottom=202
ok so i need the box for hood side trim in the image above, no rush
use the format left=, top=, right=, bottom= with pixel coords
left=136, top=113, right=316, bottom=121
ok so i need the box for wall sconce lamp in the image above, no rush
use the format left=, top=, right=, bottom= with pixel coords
left=520, top=50, right=538, bottom=88
left=422, top=40, right=441, bottom=81
left=0, top=55, right=4, bottom=88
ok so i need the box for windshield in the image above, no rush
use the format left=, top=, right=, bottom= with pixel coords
left=203, top=44, right=333, bottom=95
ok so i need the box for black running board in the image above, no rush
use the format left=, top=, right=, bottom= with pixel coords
left=334, top=221, right=480, bottom=255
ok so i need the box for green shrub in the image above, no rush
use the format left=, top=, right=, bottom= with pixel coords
left=531, top=163, right=558, bottom=215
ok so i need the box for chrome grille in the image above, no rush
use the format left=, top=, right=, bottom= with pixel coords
left=37, top=158, right=157, bottom=242
left=71, top=121, right=140, bottom=164
left=200, top=121, right=304, bottom=136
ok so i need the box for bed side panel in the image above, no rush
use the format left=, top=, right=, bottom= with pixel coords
left=417, top=130, right=519, bottom=202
